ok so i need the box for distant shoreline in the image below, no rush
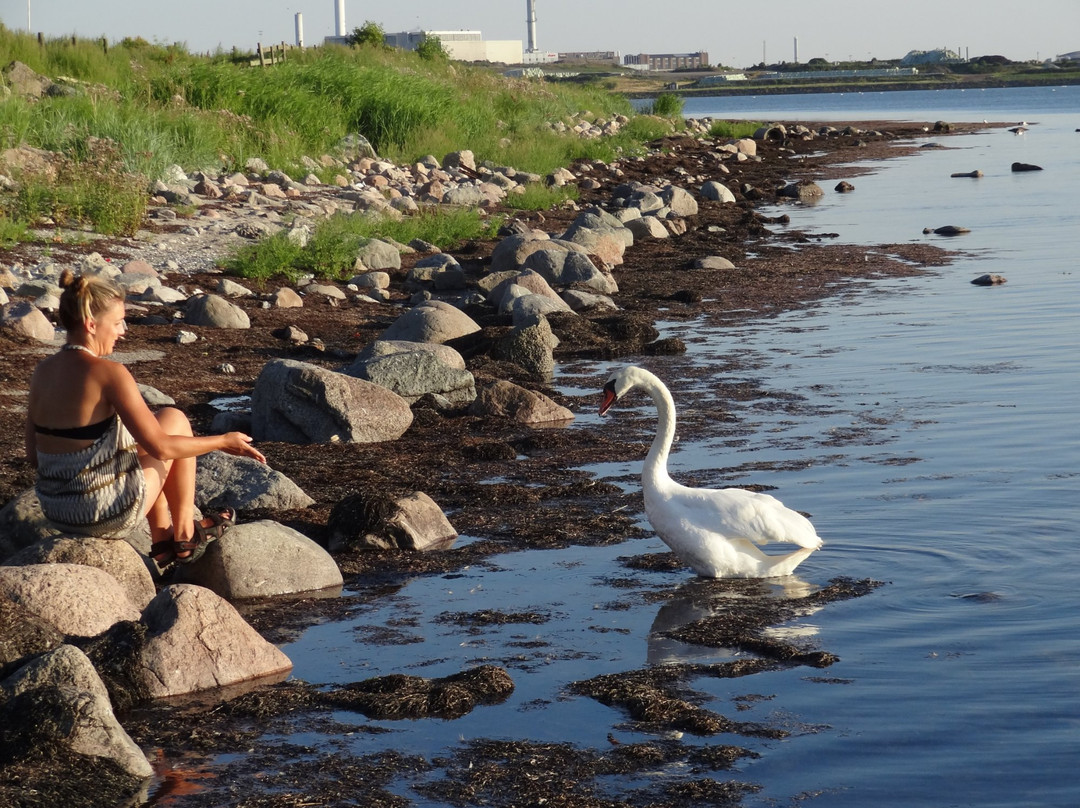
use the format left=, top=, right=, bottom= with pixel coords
left=622, top=73, right=1080, bottom=99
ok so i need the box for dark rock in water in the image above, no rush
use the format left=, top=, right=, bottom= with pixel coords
left=778, top=180, right=824, bottom=201
left=643, top=337, right=686, bottom=356
left=923, top=225, right=970, bottom=236
left=1011, top=162, right=1043, bottom=172
left=834, top=181, right=855, bottom=193
left=950, top=170, right=983, bottom=178
left=971, top=274, right=1007, bottom=286
left=670, top=289, right=702, bottom=305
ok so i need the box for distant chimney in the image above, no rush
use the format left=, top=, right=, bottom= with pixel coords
left=794, top=36, right=798, bottom=63
left=335, top=0, right=346, bottom=37
left=296, top=13, right=304, bottom=47
left=526, top=0, right=537, bottom=53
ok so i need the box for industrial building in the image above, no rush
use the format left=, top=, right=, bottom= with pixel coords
left=624, top=51, right=710, bottom=71
left=559, top=51, right=619, bottom=64
left=383, top=30, right=524, bottom=64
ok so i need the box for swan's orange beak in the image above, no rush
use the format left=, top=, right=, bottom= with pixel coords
left=599, top=384, right=617, bottom=416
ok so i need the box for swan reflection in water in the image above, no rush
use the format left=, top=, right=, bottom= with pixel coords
left=646, top=576, right=822, bottom=667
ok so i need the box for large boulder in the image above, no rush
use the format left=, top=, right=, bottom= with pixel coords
left=778, top=180, right=824, bottom=202
left=344, top=347, right=476, bottom=407
left=492, top=317, right=559, bottom=380
left=624, top=216, right=670, bottom=240
left=0, top=300, right=55, bottom=342
left=184, top=294, right=250, bottom=329
left=0, top=644, right=153, bottom=779
left=379, top=300, right=481, bottom=345
left=327, top=491, right=457, bottom=552
left=0, top=593, right=64, bottom=679
left=355, top=238, right=401, bottom=270
left=700, top=180, right=737, bottom=204
left=520, top=243, right=617, bottom=294
left=0, top=488, right=60, bottom=562
left=560, top=213, right=632, bottom=267
left=2, top=61, right=53, bottom=99
left=195, top=451, right=315, bottom=511
left=660, top=185, right=698, bottom=217
left=4, top=536, right=155, bottom=610
left=488, top=269, right=563, bottom=309
left=488, top=231, right=552, bottom=274
left=0, top=564, right=141, bottom=639
left=468, top=380, right=574, bottom=425
left=137, top=584, right=292, bottom=699
left=509, top=292, right=574, bottom=327
left=354, top=339, right=466, bottom=369
left=172, top=520, right=342, bottom=600
left=251, top=359, right=413, bottom=444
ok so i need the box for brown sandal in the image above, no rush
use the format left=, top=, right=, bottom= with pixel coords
left=174, top=508, right=235, bottom=564
left=150, top=538, right=178, bottom=567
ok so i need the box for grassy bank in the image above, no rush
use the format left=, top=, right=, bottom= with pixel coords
left=0, top=27, right=687, bottom=243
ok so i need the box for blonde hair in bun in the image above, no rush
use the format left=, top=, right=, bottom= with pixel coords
left=57, top=269, right=125, bottom=332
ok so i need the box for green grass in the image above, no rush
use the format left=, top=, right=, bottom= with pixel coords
left=0, top=24, right=703, bottom=247
left=0, top=211, right=30, bottom=246
left=504, top=184, right=579, bottom=211
left=225, top=207, right=499, bottom=282
left=707, top=120, right=764, bottom=139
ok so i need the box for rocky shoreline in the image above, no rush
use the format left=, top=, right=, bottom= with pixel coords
left=0, top=118, right=985, bottom=807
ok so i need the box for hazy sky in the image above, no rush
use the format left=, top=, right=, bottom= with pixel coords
left=2, top=0, right=1077, bottom=68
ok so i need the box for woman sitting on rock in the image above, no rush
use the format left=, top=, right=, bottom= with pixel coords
left=24, top=269, right=266, bottom=565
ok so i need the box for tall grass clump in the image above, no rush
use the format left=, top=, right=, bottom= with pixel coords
left=649, top=92, right=684, bottom=118
left=708, top=120, right=764, bottom=139
left=504, top=184, right=579, bottom=212
left=5, top=134, right=147, bottom=236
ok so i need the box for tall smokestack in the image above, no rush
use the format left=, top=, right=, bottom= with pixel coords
left=526, top=0, right=537, bottom=53
left=794, top=36, right=798, bottom=63
left=295, top=13, right=304, bottom=47
left=335, top=0, right=346, bottom=37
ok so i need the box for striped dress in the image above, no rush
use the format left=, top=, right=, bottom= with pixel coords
left=36, top=414, right=147, bottom=538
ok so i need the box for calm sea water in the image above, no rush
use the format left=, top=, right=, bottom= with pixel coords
left=279, top=87, right=1080, bottom=806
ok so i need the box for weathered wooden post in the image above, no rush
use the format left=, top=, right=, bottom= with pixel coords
left=257, top=42, right=266, bottom=67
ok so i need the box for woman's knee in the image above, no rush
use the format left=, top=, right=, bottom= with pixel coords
left=155, top=406, right=193, bottom=436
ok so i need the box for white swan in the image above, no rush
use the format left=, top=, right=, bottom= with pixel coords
left=599, top=366, right=823, bottom=578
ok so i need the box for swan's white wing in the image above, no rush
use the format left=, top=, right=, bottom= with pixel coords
left=653, top=483, right=823, bottom=550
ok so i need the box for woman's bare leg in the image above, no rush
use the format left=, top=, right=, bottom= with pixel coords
left=139, top=407, right=195, bottom=557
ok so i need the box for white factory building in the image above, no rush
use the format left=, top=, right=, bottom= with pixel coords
left=383, top=30, right=526, bottom=65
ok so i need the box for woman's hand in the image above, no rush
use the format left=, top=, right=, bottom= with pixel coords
left=221, top=432, right=267, bottom=464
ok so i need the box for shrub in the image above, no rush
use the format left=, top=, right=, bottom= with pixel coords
left=416, top=35, right=449, bottom=62
left=650, top=92, right=684, bottom=118
left=349, top=22, right=387, bottom=49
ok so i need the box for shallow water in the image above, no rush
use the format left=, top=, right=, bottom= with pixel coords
left=282, top=87, right=1080, bottom=806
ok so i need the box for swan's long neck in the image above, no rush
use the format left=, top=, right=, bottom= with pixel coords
left=641, top=375, right=677, bottom=488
